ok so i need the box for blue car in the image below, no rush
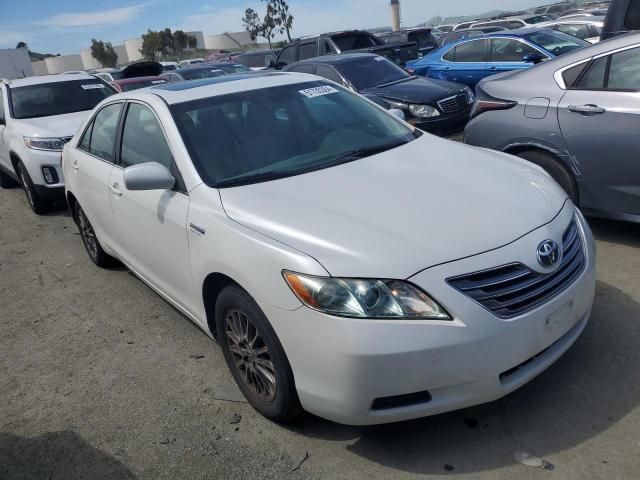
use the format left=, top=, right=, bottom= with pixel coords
left=407, top=28, right=589, bottom=87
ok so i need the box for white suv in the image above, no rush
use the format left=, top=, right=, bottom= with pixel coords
left=63, top=73, right=595, bottom=425
left=0, top=74, right=114, bottom=213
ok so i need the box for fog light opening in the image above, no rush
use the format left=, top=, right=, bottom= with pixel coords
left=42, top=166, right=59, bottom=184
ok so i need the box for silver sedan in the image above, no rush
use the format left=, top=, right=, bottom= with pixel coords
left=465, top=32, right=640, bottom=224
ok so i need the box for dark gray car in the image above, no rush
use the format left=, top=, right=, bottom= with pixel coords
left=464, top=32, right=640, bottom=223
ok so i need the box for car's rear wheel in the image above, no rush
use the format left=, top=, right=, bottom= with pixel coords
left=516, top=149, right=579, bottom=205
left=17, top=162, right=49, bottom=214
left=74, top=202, right=116, bottom=268
left=215, top=285, right=301, bottom=422
left=0, top=169, right=18, bottom=188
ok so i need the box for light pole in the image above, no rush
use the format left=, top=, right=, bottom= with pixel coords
left=390, top=0, right=401, bottom=32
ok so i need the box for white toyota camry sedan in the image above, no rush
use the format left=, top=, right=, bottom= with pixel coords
left=62, top=72, right=596, bottom=425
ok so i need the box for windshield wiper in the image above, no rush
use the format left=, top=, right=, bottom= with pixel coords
left=214, top=170, right=295, bottom=188
left=330, top=140, right=408, bottom=165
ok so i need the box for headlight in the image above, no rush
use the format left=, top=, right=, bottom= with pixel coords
left=283, top=271, right=451, bottom=320
left=465, top=87, right=476, bottom=104
left=23, top=137, right=66, bottom=151
left=408, top=104, right=440, bottom=118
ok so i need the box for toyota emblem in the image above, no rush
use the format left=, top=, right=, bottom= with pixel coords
left=537, top=239, right=561, bottom=268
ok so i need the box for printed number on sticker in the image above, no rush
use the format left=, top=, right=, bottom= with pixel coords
left=299, top=85, right=338, bottom=98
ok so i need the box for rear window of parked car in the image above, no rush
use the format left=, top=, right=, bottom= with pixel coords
left=444, top=39, right=486, bottom=62
left=523, top=30, right=588, bottom=56
left=11, top=80, right=115, bottom=119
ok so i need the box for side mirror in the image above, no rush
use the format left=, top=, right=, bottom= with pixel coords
left=388, top=108, right=406, bottom=121
left=124, top=162, right=175, bottom=191
left=523, top=53, right=544, bottom=64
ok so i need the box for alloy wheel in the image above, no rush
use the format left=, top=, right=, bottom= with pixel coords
left=20, top=170, right=34, bottom=208
left=224, top=308, right=277, bottom=402
left=78, top=208, right=98, bottom=260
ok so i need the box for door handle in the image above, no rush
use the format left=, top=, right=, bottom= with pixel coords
left=72, top=160, right=79, bottom=171
left=568, top=104, right=606, bottom=115
left=109, top=183, right=122, bottom=197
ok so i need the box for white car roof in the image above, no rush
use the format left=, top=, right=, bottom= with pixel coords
left=8, top=73, right=97, bottom=88
left=140, top=72, right=321, bottom=105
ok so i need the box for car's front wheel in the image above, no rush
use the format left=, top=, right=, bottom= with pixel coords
left=74, top=202, right=116, bottom=268
left=18, top=162, right=49, bottom=214
left=215, top=285, right=301, bottom=422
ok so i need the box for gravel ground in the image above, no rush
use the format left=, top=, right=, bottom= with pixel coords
left=1, top=182, right=639, bottom=480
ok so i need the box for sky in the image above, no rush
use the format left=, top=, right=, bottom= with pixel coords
left=0, top=0, right=542, bottom=55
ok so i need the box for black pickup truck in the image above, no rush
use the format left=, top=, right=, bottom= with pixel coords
left=271, top=30, right=418, bottom=69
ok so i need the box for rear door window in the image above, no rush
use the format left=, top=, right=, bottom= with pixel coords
left=298, top=42, right=318, bottom=61
left=576, top=56, right=608, bottom=89
left=86, top=103, right=122, bottom=162
left=444, top=39, right=486, bottom=62
left=278, top=45, right=297, bottom=65
left=607, top=47, right=640, bottom=90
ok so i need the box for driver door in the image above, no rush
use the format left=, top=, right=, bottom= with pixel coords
left=108, top=101, right=196, bottom=311
left=487, top=38, right=545, bottom=75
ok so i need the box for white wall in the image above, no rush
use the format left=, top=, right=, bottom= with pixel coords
left=112, top=44, right=129, bottom=66
left=45, top=54, right=84, bottom=74
left=31, top=60, right=48, bottom=76
left=80, top=49, right=101, bottom=70
left=186, top=31, right=205, bottom=49
left=125, top=38, right=143, bottom=63
left=204, top=31, right=255, bottom=50
left=0, top=48, right=34, bottom=79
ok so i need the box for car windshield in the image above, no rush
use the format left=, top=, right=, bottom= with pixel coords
left=121, top=79, right=167, bottom=91
left=11, top=80, right=115, bottom=119
left=170, top=81, right=417, bottom=188
left=338, top=57, right=410, bottom=90
left=524, top=30, right=589, bottom=55
left=180, top=69, right=227, bottom=80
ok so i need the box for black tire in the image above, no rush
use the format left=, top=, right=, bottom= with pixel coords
left=516, top=150, right=579, bottom=204
left=215, top=285, right=302, bottom=422
left=0, top=169, right=18, bottom=188
left=17, top=162, right=49, bottom=214
left=74, top=202, right=116, bottom=268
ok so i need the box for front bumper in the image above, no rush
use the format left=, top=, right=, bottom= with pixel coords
left=262, top=204, right=596, bottom=425
left=20, top=147, right=65, bottom=190
left=411, top=108, right=470, bottom=133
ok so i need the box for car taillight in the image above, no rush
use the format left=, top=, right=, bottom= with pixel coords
left=470, top=86, right=517, bottom=119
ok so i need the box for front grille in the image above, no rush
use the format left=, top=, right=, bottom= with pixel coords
left=61, top=136, right=73, bottom=144
left=447, top=218, right=586, bottom=318
left=437, top=94, right=468, bottom=114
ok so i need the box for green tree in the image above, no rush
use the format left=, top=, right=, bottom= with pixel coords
left=187, top=34, right=197, bottom=49
left=173, top=30, right=188, bottom=58
left=242, top=6, right=277, bottom=48
left=140, top=30, right=163, bottom=61
left=90, top=39, right=118, bottom=67
left=242, top=8, right=262, bottom=43
left=160, top=28, right=174, bottom=59
left=266, top=0, right=294, bottom=42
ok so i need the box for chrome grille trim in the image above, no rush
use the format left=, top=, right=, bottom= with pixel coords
left=447, top=217, right=586, bottom=318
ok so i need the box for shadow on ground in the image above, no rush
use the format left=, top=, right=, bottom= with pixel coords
left=587, top=216, right=640, bottom=249
left=289, top=281, right=640, bottom=475
left=0, top=431, right=136, bottom=479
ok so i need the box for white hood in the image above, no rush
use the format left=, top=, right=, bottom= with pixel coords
left=220, top=135, right=567, bottom=279
left=13, top=110, right=91, bottom=138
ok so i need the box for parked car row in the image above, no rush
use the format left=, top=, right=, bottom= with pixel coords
left=0, top=0, right=636, bottom=428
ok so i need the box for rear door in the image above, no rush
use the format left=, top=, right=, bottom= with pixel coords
left=558, top=45, right=640, bottom=215
left=70, top=102, right=123, bottom=248
left=487, top=38, right=548, bottom=75
left=437, top=38, right=488, bottom=86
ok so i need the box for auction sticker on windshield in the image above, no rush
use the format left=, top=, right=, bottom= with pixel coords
left=81, top=84, right=106, bottom=90
left=299, top=85, right=338, bottom=98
